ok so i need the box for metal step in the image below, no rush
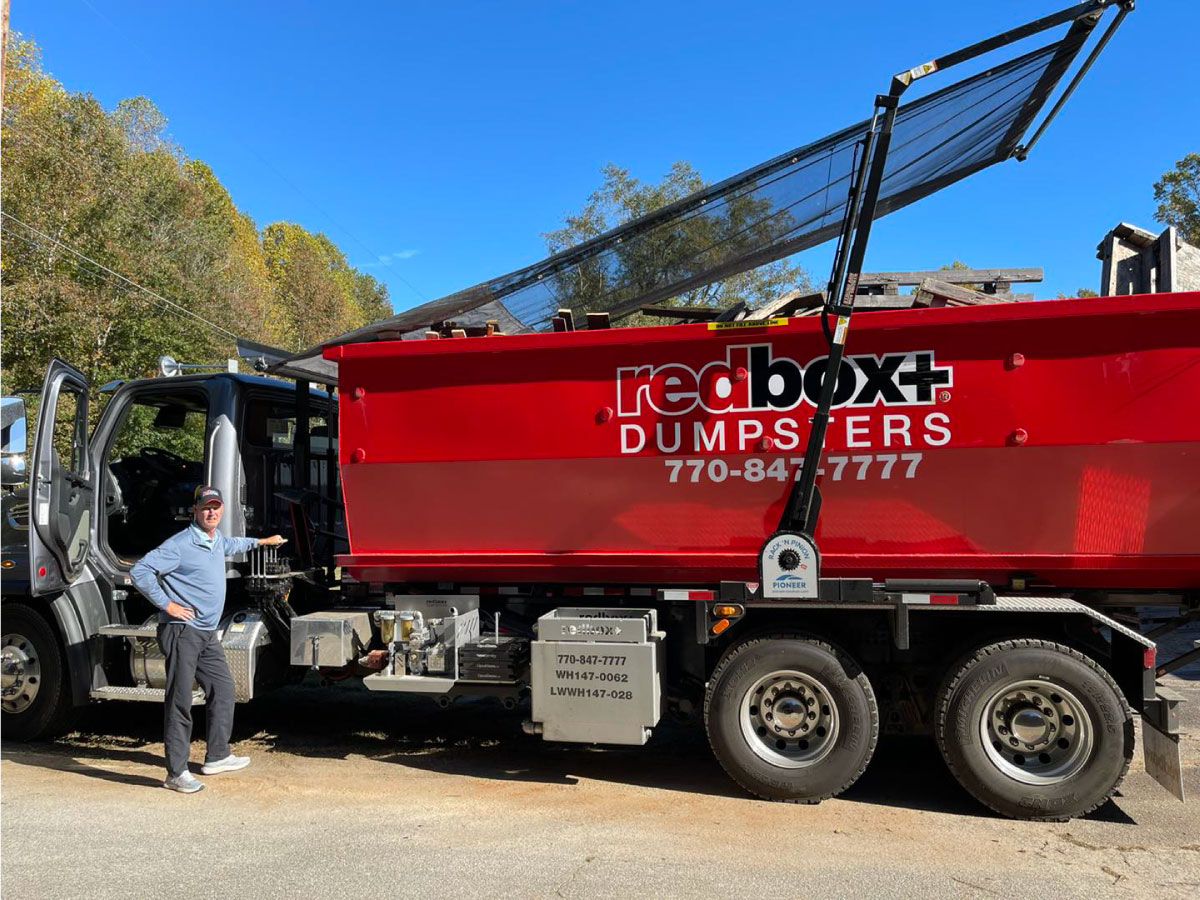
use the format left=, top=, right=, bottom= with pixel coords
left=90, top=685, right=205, bottom=705
left=98, top=623, right=159, bottom=640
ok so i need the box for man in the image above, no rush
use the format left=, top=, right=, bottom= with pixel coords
left=130, top=485, right=286, bottom=794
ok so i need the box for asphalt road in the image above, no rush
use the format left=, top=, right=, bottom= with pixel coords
left=3, top=625, right=1198, bottom=899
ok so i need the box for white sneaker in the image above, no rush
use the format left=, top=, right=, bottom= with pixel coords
left=201, top=754, right=250, bottom=775
left=164, top=772, right=205, bottom=793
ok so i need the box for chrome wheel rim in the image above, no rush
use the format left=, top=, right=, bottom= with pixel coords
left=979, top=679, right=1093, bottom=785
left=739, top=669, right=839, bottom=768
left=1, top=632, right=42, bottom=714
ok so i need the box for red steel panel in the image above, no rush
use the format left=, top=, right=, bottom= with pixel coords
left=328, top=292, right=1200, bottom=589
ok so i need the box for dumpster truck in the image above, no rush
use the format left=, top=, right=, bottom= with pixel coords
left=2, top=0, right=1193, bottom=818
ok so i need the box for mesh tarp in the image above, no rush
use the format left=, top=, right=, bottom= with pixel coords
left=276, top=12, right=1096, bottom=377
left=488, top=34, right=1087, bottom=329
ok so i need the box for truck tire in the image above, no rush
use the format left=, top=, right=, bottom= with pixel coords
left=935, top=639, right=1134, bottom=821
left=704, top=633, right=879, bottom=803
left=1, top=603, right=76, bottom=741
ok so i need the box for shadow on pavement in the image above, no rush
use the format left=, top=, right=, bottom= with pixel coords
left=1, top=740, right=164, bottom=789
left=0, top=682, right=1139, bottom=822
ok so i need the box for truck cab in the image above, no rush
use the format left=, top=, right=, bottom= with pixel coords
left=2, top=359, right=339, bottom=739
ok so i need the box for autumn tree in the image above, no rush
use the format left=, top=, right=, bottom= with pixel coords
left=260, top=222, right=391, bottom=350
left=543, top=162, right=811, bottom=321
left=1, top=34, right=391, bottom=417
left=1153, top=152, right=1200, bottom=245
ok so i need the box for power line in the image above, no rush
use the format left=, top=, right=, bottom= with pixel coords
left=7, top=83, right=423, bottom=310
left=3, top=219, right=240, bottom=348
left=4, top=225, right=212, bottom=331
left=11, top=118, right=426, bottom=312
left=245, top=145, right=429, bottom=305
left=6, top=123, right=223, bottom=247
left=0, top=210, right=241, bottom=342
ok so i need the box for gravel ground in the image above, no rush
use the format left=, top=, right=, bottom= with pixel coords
left=3, top=624, right=1198, bottom=899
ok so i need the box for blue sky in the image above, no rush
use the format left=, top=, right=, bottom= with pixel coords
left=15, top=1, right=1199, bottom=313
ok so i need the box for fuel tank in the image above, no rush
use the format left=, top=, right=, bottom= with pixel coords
left=327, top=291, right=1200, bottom=590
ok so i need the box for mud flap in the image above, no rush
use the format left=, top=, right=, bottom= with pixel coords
left=1142, top=716, right=1184, bottom=802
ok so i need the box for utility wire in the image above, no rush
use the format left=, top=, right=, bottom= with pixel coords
left=12, top=119, right=428, bottom=311
left=1, top=226, right=229, bottom=347
left=6, top=123, right=228, bottom=247
left=8, top=95, right=425, bottom=310
left=245, top=145, right=429, bottom=304
left=1, top=210, right=241, bottom=342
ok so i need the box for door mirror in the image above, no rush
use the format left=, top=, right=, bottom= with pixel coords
left=1, top=397, right=28, bottom=485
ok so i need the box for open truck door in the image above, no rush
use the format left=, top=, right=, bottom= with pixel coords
left=28, top=359, right=93, bottom=596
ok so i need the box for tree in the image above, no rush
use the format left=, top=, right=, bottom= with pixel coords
left=543, top=162, right=811, bottom=322
left=1, top=37, right=210, bottom=408
left=1, top=33, right=390, bottom=417
left=260, top=222, right=392, bottom=350
left=940, top=260, right=975, bottom=289
left=1153, top=153, right=1200, bottom=245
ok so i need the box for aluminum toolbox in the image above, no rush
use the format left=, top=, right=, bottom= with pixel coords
left=290, top=610, right=372, bottom=668
left=530, top=608, right=664, bottom=745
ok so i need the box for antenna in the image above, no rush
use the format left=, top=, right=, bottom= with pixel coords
left=158, top=356, right=239, bottom=377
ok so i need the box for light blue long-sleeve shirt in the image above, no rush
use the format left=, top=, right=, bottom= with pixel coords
left=129, top=525, right=259, bottom=631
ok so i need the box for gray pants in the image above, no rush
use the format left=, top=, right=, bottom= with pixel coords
left=158, top=623, right=235, bottom=777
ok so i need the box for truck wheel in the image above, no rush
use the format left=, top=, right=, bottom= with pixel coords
left=935, top=639, right=1133, bottom=821
left=704, top=633, right=879, bottom=803
left=1, top=604, right=76, bottom=741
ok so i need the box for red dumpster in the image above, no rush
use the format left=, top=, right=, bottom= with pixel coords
left=328, top=291, right=1200, bottom=590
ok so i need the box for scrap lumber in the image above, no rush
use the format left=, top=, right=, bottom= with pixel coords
left=745, top=290, right=826, bottom=320
left=640, top=305, right=722, bottom=321
left=913, top=278, right=1033, bottom=307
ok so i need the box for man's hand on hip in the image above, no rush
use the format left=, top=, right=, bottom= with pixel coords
left=259, top=535, right=287, bottom=547
left=165, top=601, right=195, bottom=621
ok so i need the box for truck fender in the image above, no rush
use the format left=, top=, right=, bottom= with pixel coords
left=44, top=567, right=111, bottom=706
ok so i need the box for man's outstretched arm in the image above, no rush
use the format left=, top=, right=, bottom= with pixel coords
left=223, top=534, right=287, bottom=556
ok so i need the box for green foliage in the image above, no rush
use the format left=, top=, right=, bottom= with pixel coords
left=260, top=223, right=393, bottom=350
left=0, top=34, right=392, bottom=430
left=1153, top=153, right=1200, bottom=245
left=940, top=260, right=977, bottom=291
left=108, top=402, right=207, bottom=463
left=543, top=162, right=811, bottom=322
